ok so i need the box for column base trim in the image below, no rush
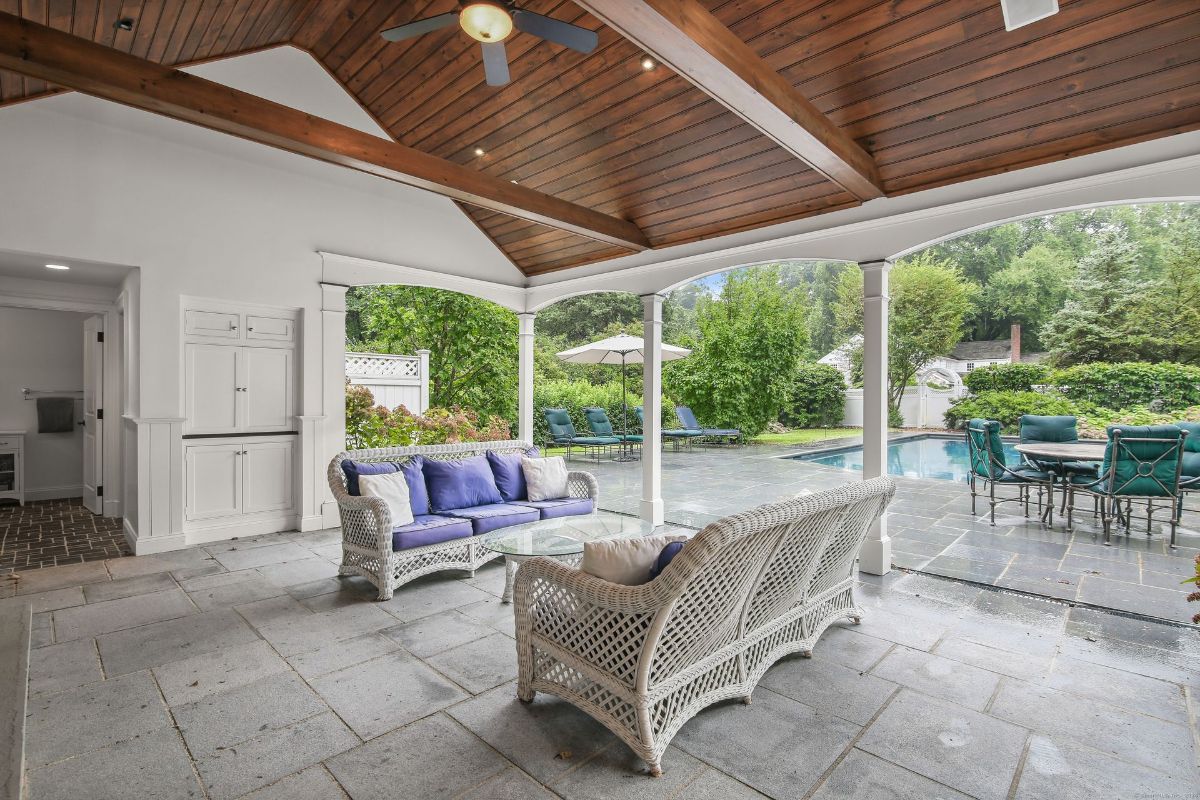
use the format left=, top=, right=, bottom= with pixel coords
left=640, top=498, right=664, bottom=527
left=858, top=518, right=891, bottom=576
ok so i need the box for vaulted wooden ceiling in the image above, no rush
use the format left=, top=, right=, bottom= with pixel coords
left=2, top=0, right=1198, bottom=276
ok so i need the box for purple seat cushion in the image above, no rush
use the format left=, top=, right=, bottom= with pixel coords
left=486, top=448, right=539, bottom=502
left=442, top=503, right=540, bottom=535
left=341, top=459, right=399, bottom=496
left=424, top=455, right=504, bottom=513
left=392, top=514, right=473, bottom=551
left=513, top=497, right=594, bottom=520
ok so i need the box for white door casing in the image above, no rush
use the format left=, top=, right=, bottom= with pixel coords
left=82, top=315, right=104, bottom=515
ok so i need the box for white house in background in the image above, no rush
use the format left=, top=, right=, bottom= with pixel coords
left=820, top=324, right=1046, bottom=386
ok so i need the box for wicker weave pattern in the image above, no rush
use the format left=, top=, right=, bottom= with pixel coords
left=328, top=441, right=599, bottom=600
left=514, top=476, right=895, bottom=776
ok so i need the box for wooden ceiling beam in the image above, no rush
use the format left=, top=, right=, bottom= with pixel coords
left=575, top=0, right=885, bottom=201
left=0, top=12, right=650, bottom=252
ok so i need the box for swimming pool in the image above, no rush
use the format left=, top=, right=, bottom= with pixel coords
left=791, top=434, right=1021, bottom=482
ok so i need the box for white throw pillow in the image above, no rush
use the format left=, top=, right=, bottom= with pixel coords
left=522, top=456, right=569, bottom=502
left=582, top=534, right=691, bottom=586
left=358, top=471, right=415, bottom=527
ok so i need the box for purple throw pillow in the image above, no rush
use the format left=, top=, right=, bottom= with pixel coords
left=649, top=541, right=685, bottom=581
left=400, top=456, right=430, bottom=516
left=342, top=460, right=400, bottom=496
left=486, top=448, right=539, bottom=502
left=424, top=455, right=503, bottom=512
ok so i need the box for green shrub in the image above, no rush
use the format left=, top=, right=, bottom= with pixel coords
left=782, top=363, right=846, bottom=428
left=1076, top=405, right=1200, bottom=439
left=963, top=363, right=1051, bottom=393
left=944, top=391, right=1079, bottom=433
left=1051, top=362, right=1200, bottom=410
left=532, top=380, right=672, bottom=446
left=345, top=382, right=510, bottom=448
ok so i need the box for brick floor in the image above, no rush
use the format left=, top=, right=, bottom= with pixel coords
left=0, top=498, right=128, bottom=573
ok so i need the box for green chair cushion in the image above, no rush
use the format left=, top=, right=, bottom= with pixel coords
left=571, top=436, right=620, bottom=445
left=1175, top=421, right=1200, bottom=453
left=1101, top=424, right=1185, bottom=497
left=967, top=418, right=1005, bottom=479
left=995, top=466, right=1054, bottom=483
left=582, top=407, right=616, bottom=437
left=1019, top=415, right=1079, bottom=444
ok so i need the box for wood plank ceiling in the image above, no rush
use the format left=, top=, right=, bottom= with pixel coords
left=2, top=0, right=1198, bottom=276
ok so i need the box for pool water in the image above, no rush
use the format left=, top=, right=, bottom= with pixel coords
left=795, top=435, right=1021, bottom=482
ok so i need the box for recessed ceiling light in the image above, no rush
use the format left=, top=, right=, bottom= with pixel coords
left=641, top=57, right=655, bottom=71
left=45, top=264, right=70, bottom=270
left=114, top=17, right=135, bottom=31
left=474, top=147, right=486, bottom=156
left=510, top=179, right=518, bottom=184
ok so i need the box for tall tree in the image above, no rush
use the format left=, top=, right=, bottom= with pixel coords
left=1126, top=227, right=1200, bottom=364
left=834, top=252, right=974, bottom=414
left=348, top=286, right=518, bottom=422
left=666, top=266, right=809, bottom=436
left=807, top=261, right=852, bottom=356
left=985, top=244, right=1073, bottom=351
left=1041, top=229, right=1145, bottom=365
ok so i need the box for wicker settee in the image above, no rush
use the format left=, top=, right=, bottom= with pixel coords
left=513, top=476, right=895, bottom=775
left=329, top=441, right=599, bottom=601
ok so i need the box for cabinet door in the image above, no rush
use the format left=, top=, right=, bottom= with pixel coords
left=185, top=344, right=239, bottom=433
left=0, top=451, right=16, bottom=493
left=185, top=310, right=241, bottom=339
left=185, top=444, right=242, bottom=521
left=241, top=347, right=294, bottom=431
left=245, top=314, right=294, bottom=343
left=242, top=440, right=294, bottom=514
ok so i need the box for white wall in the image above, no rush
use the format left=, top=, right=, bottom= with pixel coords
left=0, top=46, right=519, bottom=551
left=0, top=307, right=90, bottom=499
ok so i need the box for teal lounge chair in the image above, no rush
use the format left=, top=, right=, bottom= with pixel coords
left=543, top=407, right=619, bottom=463
left=1172, top=421, right=1199, bottom=516
left=675, top=405, right=742, bottom=445
left=583, top=407, right=641, bottom=461
left=635, top=406, right=704, bottom=449
left=966, top=418, right=1055, bottom=526
left=1067, top=425, right=1187, bottom=546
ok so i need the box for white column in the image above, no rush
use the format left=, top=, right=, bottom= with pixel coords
left=859, top=260, right=891, bottom=575
left=641, top=294, right=665, bottom=527
left=321, top=282, right=349, bottom=526
left=416, top=349, right=431, bottom=414
left=518, top=313, right=536, bottom=446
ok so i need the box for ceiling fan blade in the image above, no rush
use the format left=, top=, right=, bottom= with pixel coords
left=481, top=41, right=511, bottom=86
left=512, top=9, right=598, bottom=54
left=380, top=12, right=458, bottom=42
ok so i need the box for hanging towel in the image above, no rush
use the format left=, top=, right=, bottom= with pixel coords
left=37, top=397, right=75, bottom=433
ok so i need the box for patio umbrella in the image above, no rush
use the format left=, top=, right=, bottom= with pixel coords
left=557, top=333, right=691, bottom=460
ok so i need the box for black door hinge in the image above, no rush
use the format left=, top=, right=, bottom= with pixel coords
left=97, top=485, right=103, bottom=497
left=97, top=331, right=104, bottom=343
left=97, top=408, right=104, bottom=420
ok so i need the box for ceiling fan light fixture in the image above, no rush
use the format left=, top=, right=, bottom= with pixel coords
left=460, top=3, right=513, bottom=42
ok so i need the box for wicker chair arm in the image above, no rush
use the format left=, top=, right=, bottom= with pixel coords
left=514, top=556, right=667, bottom=615
left=335, top=494, right=393, bottom=556
left=567, top=471, right=599, bottom=501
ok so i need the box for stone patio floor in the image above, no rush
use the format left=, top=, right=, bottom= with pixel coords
left=582, top=442, right=1200, bottom=625
left=2, top=528, right=1199, bottom=799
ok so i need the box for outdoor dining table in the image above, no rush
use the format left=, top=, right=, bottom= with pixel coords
left=1014, top=440, right=1108, bottom=525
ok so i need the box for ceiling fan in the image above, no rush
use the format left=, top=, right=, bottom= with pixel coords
left=380, top=2, right=599, bottom=87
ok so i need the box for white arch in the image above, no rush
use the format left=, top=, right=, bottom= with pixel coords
left=916, top=365, right=963, bottom=390
left=319, top=251, right=526, bottom=312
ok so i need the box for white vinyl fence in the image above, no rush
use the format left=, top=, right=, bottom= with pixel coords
left=346, top=351, right=430, bottom=414
left=841, top=383, right=964, bottom=429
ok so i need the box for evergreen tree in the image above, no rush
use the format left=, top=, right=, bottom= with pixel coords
left=1126, top=227, right=1200, bottom=364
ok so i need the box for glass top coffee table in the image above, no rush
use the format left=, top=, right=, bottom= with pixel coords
left=481, top=512, right=657, bottom=603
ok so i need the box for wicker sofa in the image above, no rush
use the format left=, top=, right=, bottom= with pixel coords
left=514, top=476, right=895, bottom=776
left=329, top=441, right=599, bottom=601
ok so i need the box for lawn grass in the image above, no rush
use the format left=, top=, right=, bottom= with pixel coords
left=749, top=428, right=863, bottom=446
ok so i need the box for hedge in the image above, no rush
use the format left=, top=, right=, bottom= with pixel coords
left=963, top=362, right=1050, bottom=393
left=944, top=391, right=1079, bottom=433
left=1051, top=362, right=1200, bottom=410
left=782, top=363, right=846, bottom=428
left=532, top=380, right=673, bottom=446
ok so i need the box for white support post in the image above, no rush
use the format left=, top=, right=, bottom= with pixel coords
left=641, top=294, right=665, bottom=527
left=416, top=348, right=431, bottom=414
left=321, top=282, right=349, bottom=526
left=518, top=313, right=536, bottom=446
left=859, top=260, right=891, bottom=575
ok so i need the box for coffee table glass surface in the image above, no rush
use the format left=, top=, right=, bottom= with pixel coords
left=481, top=512, right=658, bottom=602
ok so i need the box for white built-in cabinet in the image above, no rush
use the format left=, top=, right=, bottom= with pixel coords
left=181, top=302, right=299, bottom=533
